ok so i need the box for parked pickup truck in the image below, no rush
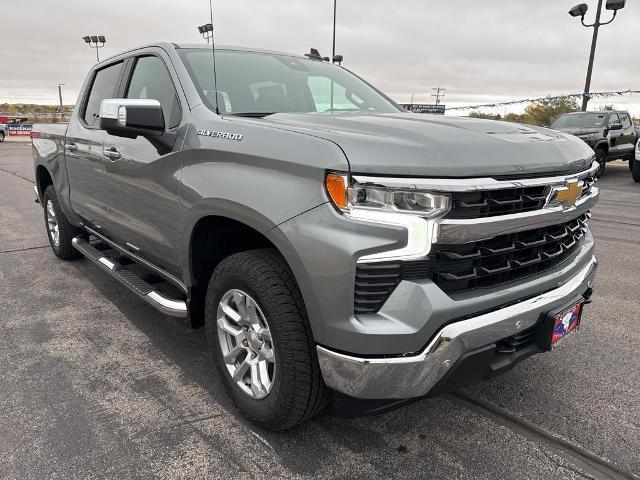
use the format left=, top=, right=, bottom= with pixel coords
left=32, top=43, right=599, bottom=430
left=551, top=110, right=638, bottom=177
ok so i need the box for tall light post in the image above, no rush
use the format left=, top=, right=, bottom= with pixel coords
left=569, top=0, right=626, bottom=111
left=82, top=35, right=106, bottom=62
left=198, top=23, right=213, bottom=43
left=57, top=84, right=65, bottom=122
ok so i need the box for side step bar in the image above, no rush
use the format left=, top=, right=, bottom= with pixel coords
left=72, top=237, right=188, bottom=318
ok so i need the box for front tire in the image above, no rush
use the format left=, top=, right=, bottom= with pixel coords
left=42, top=185, right=83, bottom=260
left=632, top=157, right=640, bottom=183
left=205, top=249, right=329, bottom=431
left=594, top=148, right=606, bottom=178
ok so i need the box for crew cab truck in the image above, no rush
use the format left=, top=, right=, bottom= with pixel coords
left=551, top=110, right=637, bottom=177
left=32, top=43, right=599, bottom=430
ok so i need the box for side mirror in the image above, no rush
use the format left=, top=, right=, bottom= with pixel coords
left=99, top=99, right=176, bottom=153
left=99, top=98, right=165, bottom=134
left=609, top=123, right=623, bottom=131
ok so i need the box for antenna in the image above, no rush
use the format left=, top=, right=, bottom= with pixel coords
left=209, top=0, right=220, bottom=115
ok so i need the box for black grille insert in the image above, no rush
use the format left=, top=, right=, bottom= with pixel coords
left=354, top=214, right=589, bottom=313
left=447, top=186, right=550, bottom=219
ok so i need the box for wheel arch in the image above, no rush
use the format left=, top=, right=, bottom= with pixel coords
left=184, top=201, right=315, bottom=331
left=594, top=142, right=609, bottom=155
left=35, top=164, right=54, bottom=199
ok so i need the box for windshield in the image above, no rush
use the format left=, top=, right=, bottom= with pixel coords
left=551, top=113, right=607, bottom=129
left=178, top=49, right=401, bottom=115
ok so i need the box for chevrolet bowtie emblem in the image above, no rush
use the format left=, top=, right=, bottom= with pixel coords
left=549, top=181, right=583, bottom=208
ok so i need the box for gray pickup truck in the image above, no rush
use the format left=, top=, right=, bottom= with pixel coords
left=32, top=43, right=599, bottom=430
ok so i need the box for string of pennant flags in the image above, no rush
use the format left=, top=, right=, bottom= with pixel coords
left=446, top=89, right=640, bottom=111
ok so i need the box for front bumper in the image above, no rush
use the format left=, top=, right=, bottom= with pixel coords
left=317, top=255, right=597, bottom=399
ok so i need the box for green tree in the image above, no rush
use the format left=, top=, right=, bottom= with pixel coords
left=521, top=97, right=580, bottom=126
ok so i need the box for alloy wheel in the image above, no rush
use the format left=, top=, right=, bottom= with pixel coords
left=46, top=199, right=60, bottom=246
left=217, top=289, right=276, bottom=399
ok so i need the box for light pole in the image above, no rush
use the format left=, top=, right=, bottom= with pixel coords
left=82, top=35, right=106, bottom=62
left=57, top=84, right=65, bottom=122
left=198, top=23, right=213, bottom=43
left=569, top=0, right=626, bottom=111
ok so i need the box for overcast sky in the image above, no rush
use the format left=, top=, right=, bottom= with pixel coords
left=1, top=0, right=639, bottom=115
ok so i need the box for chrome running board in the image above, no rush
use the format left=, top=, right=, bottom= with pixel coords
left=72, top=236, right=188, bottom=318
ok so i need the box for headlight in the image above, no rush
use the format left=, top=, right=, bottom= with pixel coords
left=325, top=173, right=450, bottom=217
left=324, top=173, right=450, bottom=262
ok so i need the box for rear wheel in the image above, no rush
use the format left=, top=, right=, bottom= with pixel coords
left=42, top=185, right=83, bottom=260
left=205, top=249, right=329, bottom=431
left=594, top=148, right=606, bottom=178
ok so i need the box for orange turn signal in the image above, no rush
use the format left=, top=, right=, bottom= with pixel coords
left=325, top=173, right=348, bottom=209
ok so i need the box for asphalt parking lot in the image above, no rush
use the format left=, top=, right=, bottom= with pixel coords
left=0, top=142, right=638, bottom=480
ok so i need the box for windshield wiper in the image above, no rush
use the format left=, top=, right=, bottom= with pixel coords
left=228, top=112, right=278, bottom=118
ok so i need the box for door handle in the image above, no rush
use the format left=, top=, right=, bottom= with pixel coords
left=104, top=147, right=121, bottom=160
left=65, top=143, right=78, bottom=152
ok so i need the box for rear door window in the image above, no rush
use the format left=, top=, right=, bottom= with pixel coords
left=620, top=114, right=632, bottom=129
left=83, top=62, right=124, bottom=126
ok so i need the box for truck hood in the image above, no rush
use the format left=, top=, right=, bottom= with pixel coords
left=553, top=127, right=601, bottom=137
left=256, top=112, right=593, bottom=177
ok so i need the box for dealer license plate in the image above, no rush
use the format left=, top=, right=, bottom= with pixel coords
left=550, top=301, right=584, bottom=348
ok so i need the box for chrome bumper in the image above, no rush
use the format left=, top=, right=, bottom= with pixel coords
left=317, top=256, right=598, bottom=399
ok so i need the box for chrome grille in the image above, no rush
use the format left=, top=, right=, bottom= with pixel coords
left=354, top=214, right=589, bottom=313
left=423, top=214, right=589, bottom=293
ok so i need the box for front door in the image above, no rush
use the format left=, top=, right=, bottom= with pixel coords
left=100, top=51, right=187, bottom=276
left=607, top=113, right=625, bottom=158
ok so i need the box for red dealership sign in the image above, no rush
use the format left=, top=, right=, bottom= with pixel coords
left=7, top=124, right=33, bottom=136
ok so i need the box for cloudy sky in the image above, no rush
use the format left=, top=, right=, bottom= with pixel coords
left=1, top=0, right=639, bottom=115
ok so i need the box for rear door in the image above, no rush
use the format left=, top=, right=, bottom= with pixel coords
left=66, top=61, right=125, bottom=224
left=99, top=49, right=188, bottom=276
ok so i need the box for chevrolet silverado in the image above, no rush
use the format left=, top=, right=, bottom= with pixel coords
left=32, top=43, right=599, bottom=430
